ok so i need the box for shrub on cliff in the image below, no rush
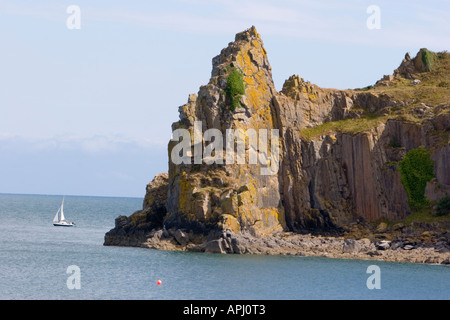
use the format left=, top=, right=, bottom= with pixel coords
left=398, top=147, right=435, bottom=210
left=435, top=194, right=450, bottom=216
left=226, top=67, right=245, bottom=111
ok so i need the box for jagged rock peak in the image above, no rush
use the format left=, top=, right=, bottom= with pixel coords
left=376, top=48, right=440, bottom=87
left=235, top=25, right=261, bottom=42
left=211, top=26, right=273, bottom=90
left=280, top=74, right=320, bottom=99
left=174, top=26, right=276, bottom=134
left=394, top=48, right=431, bottom=79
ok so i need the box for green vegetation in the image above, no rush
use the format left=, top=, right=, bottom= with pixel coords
left=226, top=67, right=245, bottom=111
left=398, top=147, right=435, bottom=210
left=421, top=48, right=435, bottom=72
left=299, top=115, right=388, bottom=141
left=400, top=201, right=450, bottom=225
left=374, top=202, right=450, bottom=227
left=435, top=194, right=450, bottom=217
left=354, top=85, right=374, bottom=91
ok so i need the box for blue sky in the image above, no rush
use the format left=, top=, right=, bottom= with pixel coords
left=0, top=0, right=449, bottom=197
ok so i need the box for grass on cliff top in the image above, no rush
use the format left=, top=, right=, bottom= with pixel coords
left=372, top=203, right=450, bottom=230
left=299, top=114, right=388, bottom=141
left=402, top=205, right=450, bottom=225
left=371, top=50, right=450, bottom=107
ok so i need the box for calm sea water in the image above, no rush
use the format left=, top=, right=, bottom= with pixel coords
left=0, top=193, right=449, bottom=300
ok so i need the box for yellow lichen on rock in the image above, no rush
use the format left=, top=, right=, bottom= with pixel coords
left=220, top=214, right=241, bottom=234
left=177, top=172, right=191, bottom=214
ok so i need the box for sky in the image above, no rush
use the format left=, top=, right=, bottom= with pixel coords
left=0, top=0, right=449, bottom=198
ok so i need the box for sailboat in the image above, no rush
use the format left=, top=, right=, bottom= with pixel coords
left=53, top=198, right=75, bottom=227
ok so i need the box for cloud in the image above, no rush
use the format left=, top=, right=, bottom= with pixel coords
left=1, top=0, right=448, bottom=48
left=86, top=0, right=449, bottom=48
left=0, top=133, right=168, bottom=197
left=79, top=136, right=121, bottom=154
left=0, top=133, right=166, bottom=155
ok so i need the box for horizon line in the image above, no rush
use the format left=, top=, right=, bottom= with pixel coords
left=0, top=192, right=144, bottom=200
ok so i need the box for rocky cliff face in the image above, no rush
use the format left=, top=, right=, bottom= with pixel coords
left=104, top=27, right=450, bottom=255
left=164, top=26, right=284, bottom=238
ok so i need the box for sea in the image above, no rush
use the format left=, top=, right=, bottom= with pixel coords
left=0, top=193, right=449, bottom=300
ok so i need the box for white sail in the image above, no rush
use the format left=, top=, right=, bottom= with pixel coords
left=53, top=197, right=74, bottom=226
left=60, top=198, right=66, bottom=221
left=53, top=208, right=60, bottom=223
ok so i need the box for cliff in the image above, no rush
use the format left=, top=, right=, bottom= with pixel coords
left=105, top=27, right=450, bottom=264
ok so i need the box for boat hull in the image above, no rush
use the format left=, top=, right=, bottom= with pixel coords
left=53, top=222, right=75, bottom=227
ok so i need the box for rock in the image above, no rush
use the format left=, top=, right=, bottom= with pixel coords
left=435, top=246, right=450, bottom=253
left=390, top=239, right=404, bottom=250
left=367, top=251, right=382, bottom=257
left=421, top=231, right=433, bottom=243
left=392, top=223, right=405, bottom=231
left=394, top=49, right=429, bottom=79
left=150, top=229, right=163, bottom=240
left=410, top=79, right=421, bottom=86
left=360, top=238, right=372, bottom=248
left=425, top=179, right=449, bottom=202
left=103, top=28, right=450, bottom=267
left=376, top=241, right=391, bottom=250
left=165, top=25, right=284, bottom=238
left=229, top=237, right=240, bottom=254
left=174, top=229, right=189, bottom=246
left=204, top=240, right=226, bottom=254
left=403, top=244, right=415, bottom=250
left=162, top=227, right=170, bottom=239
left=221, top=237, right=231, bottom=252
left=376, top=222, right=388, bottom=233
left=114, top=216, right=129, bottom=228
left=343, top=239, right=357, bottom=253
left=143, top=173, right=169, bottom=209
left=103, top=173, right=170, bottom=246
left=265, top=238, right=280, bottom=249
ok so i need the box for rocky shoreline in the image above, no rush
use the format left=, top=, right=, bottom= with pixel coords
left=104, top=222, right=450, bottom=265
